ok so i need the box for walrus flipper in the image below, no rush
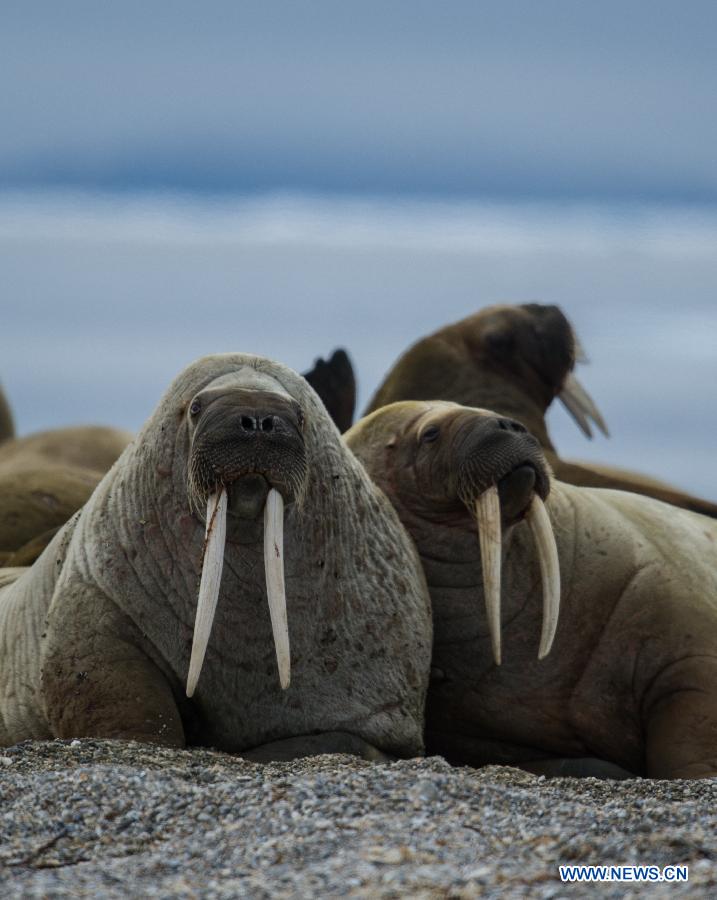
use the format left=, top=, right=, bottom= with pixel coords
left=41, top=581, right=185, bottom=747
left=643, top=654, right=717, bottom=779
left=242, top=731, right=392, bottom=763
left=520, top=758, right=635, bottom=780
left=302, top=349, right=356, bottom=433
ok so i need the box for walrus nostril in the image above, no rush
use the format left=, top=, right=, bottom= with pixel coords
left=260, top=416, right=275, bottom=433
left=240, top=416, right=257, bottom=432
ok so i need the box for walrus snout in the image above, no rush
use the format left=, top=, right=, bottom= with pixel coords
left=187, top=388, right=308, bottom=516
left=455, top=414, right=550, bottom=508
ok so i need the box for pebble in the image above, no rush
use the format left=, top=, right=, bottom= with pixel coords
left=0, top=740, right=714, bottom=898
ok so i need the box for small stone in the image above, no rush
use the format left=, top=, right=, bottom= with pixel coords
left=409, top=778, right=440, bottom=803
left=364, top=846, right=406, bottom=864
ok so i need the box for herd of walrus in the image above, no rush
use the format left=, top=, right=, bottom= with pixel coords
left=1, top=303, right=715, bottom=779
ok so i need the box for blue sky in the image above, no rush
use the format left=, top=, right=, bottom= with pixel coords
left=2, top=1, right=716, bottom=201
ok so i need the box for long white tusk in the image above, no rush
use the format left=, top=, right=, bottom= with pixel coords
left=475, top=485, right=502, bottom=666
left=186, top=488, right=228, bottom=698
left=264, top=488, right=291, bottom=690
left=559, top=372, right=610, bottom=439
left=573, top=333, right=589, bottom=364
left=526, top=496, right=561, bottom=659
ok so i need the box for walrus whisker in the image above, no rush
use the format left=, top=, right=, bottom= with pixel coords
left=264, top=487, right=291, bottom=689
left=527, top=495, right=561, bottom=659
left=559, top=372, right=609, bottom=439
left=475, top=485, right=502, bottom=666
left=186, top=488, right=228, bottom=698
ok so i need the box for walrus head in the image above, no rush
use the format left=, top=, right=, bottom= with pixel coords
left=184, top=369, right=309, bottom=697
left=347, top=400, right=561, bottom=666
left=365, top=303, right=608, bottom=449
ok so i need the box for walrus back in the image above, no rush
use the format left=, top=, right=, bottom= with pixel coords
left=557, top=481, right=717, bottom=622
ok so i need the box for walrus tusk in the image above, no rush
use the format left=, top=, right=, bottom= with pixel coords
left=186, top=488, right=228, bottom=698
left=559, top=372, right=609, bottom=439
left=475, top=485, right=502, bottom=666
left=527, top=496, right=561, bottom=659
left=264, top=487, right=291, bottom=690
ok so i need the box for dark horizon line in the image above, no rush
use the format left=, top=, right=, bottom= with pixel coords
left=1, top=176, right=717, bottom=208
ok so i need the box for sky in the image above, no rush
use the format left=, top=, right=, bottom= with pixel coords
left=1, top=1, right=716, bottom=201
left=1, top=2, right=716, bottom=499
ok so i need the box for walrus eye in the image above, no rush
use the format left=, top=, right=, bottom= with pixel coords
left=421, top=425, right=440, bottom=444
left=189, top=400, right=202, bottom=417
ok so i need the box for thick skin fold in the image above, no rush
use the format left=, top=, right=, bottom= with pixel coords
left=264, top=488, right=291, bottom=690
left=186, top=489, right=228, bottom=698
left=527, top=496, right=561, bottom=659
left=475, top=485, right=503, bottom=666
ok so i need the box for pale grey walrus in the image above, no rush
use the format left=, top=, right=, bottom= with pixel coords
left=346, top=400, right=717, bottom=779
left=0, top=355, right=431, bottom=758
left=364, top=303, right=717, bottom=517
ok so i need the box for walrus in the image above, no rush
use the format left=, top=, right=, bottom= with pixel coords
left=0, top=383, right=14, bottom=443
left=345, top=400, right=717, bottom=779
left=0, top=350, right=355, bottom=567
left=364, top=303, right=717, bottom=517
left=0, top=354, right=431, bottom=759
left=0, top=426, right=133, bottom=565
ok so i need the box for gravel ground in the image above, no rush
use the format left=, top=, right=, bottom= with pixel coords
left=0, top=740, right=714, bottom=898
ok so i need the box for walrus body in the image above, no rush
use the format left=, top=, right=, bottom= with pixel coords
left=0, top=384, right=14, bottom=443
left=0, top=426, right=132, bottom=565
left=0, top=425, right=133, bottom=474
left=365, top=304, right=717, bottom=517
left=0, top=356, right=431, bottom=758
left=346, top=401, right=717, bottom=778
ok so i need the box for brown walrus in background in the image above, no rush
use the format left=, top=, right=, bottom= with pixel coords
left=0, top=354, right=431, bottom=760
left=346, top=400, right=717, bottom=779
left=0, top=350, right=356, bottom=566
left=0, top=426, right=133, bottom=565
left=0, top=383, right=15, bottom=443
left=365, top=304, right=717, bottom=518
